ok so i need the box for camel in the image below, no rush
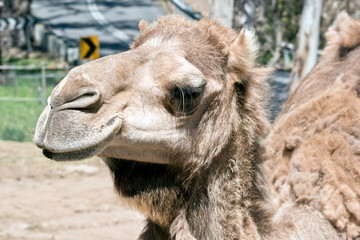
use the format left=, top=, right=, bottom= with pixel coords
left=34, top=13, right=360, bottom=239
left=262, top=12, right=360, bottom=239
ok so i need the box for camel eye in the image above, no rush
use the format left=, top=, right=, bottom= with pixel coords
left=170, top=85, right=204, bottom=115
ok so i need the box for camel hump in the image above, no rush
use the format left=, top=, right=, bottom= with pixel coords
left=264, top=12, right=360, bottom=239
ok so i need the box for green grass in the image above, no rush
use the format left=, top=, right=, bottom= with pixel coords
left=0, top=68, right=67, bottom=142
left=0, top=101, right=45, bottom=142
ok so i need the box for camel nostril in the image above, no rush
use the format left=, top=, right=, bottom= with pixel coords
left=52, top=88, right=102, bottom=111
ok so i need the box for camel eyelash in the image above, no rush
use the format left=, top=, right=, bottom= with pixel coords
left=170, top=85, right=204, bottom=115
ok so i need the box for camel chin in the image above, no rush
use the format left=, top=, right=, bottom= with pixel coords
left=34, top=105, right=123, bottom=161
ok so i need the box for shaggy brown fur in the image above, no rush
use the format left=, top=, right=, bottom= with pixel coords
left=262, top=12, right=360, bottom=239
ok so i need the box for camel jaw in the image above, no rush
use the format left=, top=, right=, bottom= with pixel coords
left=34, top=105, right=123, bottom=161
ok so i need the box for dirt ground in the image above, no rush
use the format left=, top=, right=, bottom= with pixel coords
left=0, top=140, right=145, bottom=240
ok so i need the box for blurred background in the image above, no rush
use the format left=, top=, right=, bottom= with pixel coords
left=1, top=0, right=360, bottom=142
left=0, top=0, right=359, bottom=239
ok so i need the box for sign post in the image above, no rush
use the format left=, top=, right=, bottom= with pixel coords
left=79, top=36, right=99, bottom=60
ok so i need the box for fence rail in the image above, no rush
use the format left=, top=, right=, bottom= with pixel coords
left=0, top=97, right=40, bottom=101
left=0, top=64, right=69, bottom=105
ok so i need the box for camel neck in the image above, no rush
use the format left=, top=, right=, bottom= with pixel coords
left=103, top=139, right=269, bottom=239
left=184, top=141, right=268, bottom=239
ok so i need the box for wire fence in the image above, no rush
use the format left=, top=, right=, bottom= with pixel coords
left=0, top=64, right=69, bottom=142
left=0, top=64, right=69, bottom=105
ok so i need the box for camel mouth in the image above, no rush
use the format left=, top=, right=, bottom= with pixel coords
left=42, top=146, right=102, bottom=161
left=40, top=124, right=121, bottom=161
left=40, top=129, right=118, bottom=161
left=35, top=106, right=123, bottom=161
left=39, top=118, right=122, bottom=161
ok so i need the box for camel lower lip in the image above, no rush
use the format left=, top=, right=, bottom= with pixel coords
left=42, top=147, right=101, bottom=161
left=36, top=114, right=123, bottom=161
left=43, top=149, right=53, bottom=159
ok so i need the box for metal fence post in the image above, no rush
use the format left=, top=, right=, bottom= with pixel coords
left=25, top=26, right=33, bottom=56
left=41, top=62, right=47, bottom=106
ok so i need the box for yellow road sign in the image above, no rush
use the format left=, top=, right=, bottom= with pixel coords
left=80, top=36, right=100, bottom=60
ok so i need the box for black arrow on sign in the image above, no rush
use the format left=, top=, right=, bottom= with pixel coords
left=83, top=38, right=96, bottom=58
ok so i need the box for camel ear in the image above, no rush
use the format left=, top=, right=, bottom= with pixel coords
left=229, top=29, right=272, bottom=110
left=139, top=19, right=148, bottom=33
left=228, top=29, right=259, bottom=76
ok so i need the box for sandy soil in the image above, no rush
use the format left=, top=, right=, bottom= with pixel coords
left=0, top=140, right=145, bottom=240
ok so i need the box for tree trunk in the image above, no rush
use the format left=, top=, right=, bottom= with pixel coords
left=266, top=13, right=282, bottom=67
left=210, top=0, right=234, bottom=28
left=289, top=0, right=323, bottom=94
left=233, top=0, right=257, bottom=30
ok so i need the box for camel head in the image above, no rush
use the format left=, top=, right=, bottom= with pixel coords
left=34, top=15, right=269, bottom=169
